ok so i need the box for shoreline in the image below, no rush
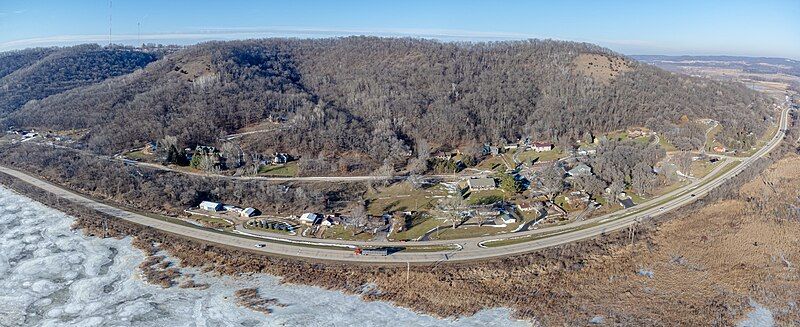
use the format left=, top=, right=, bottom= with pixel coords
left=0, top=135, right=788, bottom=324
left=0, top=170, right=655, bottom=323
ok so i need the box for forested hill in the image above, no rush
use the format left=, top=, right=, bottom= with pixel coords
left=0, top=44, right=159, bottom=116
left=4, top=37, right=774, bottom=167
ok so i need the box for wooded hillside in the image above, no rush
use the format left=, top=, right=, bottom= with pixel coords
left=0, top=44, right=158, bottom=116
left=2, top=38, right=775, bottom=172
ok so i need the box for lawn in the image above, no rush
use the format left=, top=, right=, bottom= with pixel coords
left=553, top=194, right=582, bottom=212
left=466, top=189, right=506, bottom=205
left=474, top=156, right=507, bottom=171
left=691, top=160, right=720, bottom=178
left=389, top=215, right=445, bottom=241
left=258, top=162, right=298, bottom=177
left=426, top=223, right=520, bottom=241
left=125, top=149, right=153, bottom=161
left=704, top=123, right=723, bottom=152
left=320, top=225, right=375, bottom=241
left=187, top=214, right=233, bottom=228
left=365, top=182, right=449, bottom=216
left=515, top=148, right=565, bottom=164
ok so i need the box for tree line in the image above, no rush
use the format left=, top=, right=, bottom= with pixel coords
left=3, top=37, right=775, bottom=175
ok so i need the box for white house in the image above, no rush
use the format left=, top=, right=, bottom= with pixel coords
left=199, top=201, right=223, bottom=212
left=531, top=142, right=553, bottom=152
left=299, top=213, right=319, bottom=225
left=499, top=212, right=516, bottom=224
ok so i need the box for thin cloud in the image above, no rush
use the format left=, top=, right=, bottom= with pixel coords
left=0, top=26, right=547, bottom=51
left=0, top=26, right=653, bottom=54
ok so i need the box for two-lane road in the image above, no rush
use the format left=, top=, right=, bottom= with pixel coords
left=0, top=106, right=789, bottom=263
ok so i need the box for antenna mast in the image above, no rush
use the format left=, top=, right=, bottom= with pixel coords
left=108, top=0, right=112, bottom=46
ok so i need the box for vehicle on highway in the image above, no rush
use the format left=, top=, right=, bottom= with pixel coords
left=254, top=243, right=266, bottom=248
left=658, top=207, right=665, bottom=212
left=355, top=247, right=390, bottom=256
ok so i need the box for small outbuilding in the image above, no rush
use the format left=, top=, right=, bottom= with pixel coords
left=240, top=207, right=260, bottom=218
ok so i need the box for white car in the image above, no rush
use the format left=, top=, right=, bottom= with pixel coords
left=254, top=243, right=266, bottom=248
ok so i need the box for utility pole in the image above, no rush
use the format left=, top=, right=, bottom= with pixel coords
left=406, top=262, right=410, bottom=284
left=108, top=0, right=113, bottom=46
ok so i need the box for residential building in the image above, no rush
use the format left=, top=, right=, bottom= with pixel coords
left=499, top=212, right=516, bottom=224
left=567, top=163, right=593, bottom=177
left=432, top=151, right=454, bottom=160
left=467, top=177, right=496, bottom=191
left=482, top=144, right=500, bottom=156
left=517, top=201, right=537, bottom=212
left=272, top=153, right=290, bottom=164
left=619, top=198, right=636, bottom=209
left=531, top=142, right=553, bottom=152
left=299, top=213, right=319, bottom=225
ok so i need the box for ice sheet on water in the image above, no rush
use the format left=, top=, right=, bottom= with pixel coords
left=0, top=186, right=528, bottom=327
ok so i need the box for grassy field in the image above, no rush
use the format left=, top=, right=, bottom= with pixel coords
left=474, top=156, right=507, bottom=171
left=466, top=189, right=505, bottom=205
left=704, top=123, right=723, bottom=151
left=366, top=182, right=449, bottom=216
left=320, top=225, right=375, bottom=241
left=258, top=162, right=298, bottom=177
left=125, top=149, right=153, bottom=161
left=514, top=148, right=565, bottom=164
left=427, top=223, right=520, bottom=241
left=187, top=214, right=233, bottom=228
left=690, top=159, right=720, bottom=178
left=389, top=216, right=445, bottom=241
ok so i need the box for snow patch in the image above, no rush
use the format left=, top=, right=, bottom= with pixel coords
left=0, top=186, right=525, bottom=326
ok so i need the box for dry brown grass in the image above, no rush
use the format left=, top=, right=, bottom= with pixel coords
left=233, top=288, right=285, bottom=314
left=573, top=53, right=633, bottom=84
left=2, top=154, right=799, bottom=325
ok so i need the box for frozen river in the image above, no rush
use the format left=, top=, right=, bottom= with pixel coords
left=0, top=186, right=527, bottom=327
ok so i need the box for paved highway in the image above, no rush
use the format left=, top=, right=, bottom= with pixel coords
left=0, top=106, right=789, bottom=263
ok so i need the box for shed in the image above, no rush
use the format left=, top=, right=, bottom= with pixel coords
left=240, top=207, right=260, bottom=218
left=299, top=213, right=319, bottom=225
left=199, top=201, right=223, bottom=212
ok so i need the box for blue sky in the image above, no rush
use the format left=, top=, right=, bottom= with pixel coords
left=1, top=0, right=799, bottom=59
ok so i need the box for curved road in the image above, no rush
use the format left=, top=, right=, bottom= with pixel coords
left=0, top=107, right=790, bottom=264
